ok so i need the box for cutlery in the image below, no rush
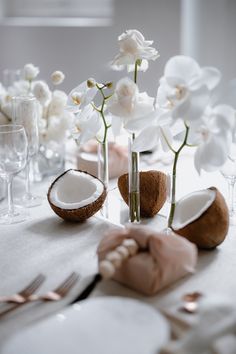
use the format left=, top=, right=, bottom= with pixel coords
left=0, top=274, right=45, bottom=317
left=180, top=291, right=203, bottom=314
left=28, top=272, right=79, bottom=302
left=0, top=274, right=46, bottom=304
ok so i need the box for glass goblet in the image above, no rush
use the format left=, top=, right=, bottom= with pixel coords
left=12, top=96, right=42, bottom=207
left=0, top=125, right=28, bottom=224
left=220, top=147, right=236, bottom=224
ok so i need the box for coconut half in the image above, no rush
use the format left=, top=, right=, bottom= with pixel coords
left=48, top=169, right=106, bottom=221
left=118, top=170, right=167, bottom=217
left=172, top=187, right=229, bottom=249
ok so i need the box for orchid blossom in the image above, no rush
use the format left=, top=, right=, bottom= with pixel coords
left=111, top=29, right=159, bottom=75
left=67, top=80, right=98, bottom=113
left=72, top=104, right=102, bottom=145
left=107, top=77, right=155, bottom=133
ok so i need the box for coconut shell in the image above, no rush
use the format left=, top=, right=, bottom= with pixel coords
left=48, top=169, right=107, bottom=222
left=172, top=187, right=229, bottom=249
left=118, top=170, right=167, bottom=217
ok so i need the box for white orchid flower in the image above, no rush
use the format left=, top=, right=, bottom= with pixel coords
left=67, top=80, right=98, bottom=113
left=107, top=77, right=155, bottom=133
left=72, top=104, right=102, bottom=145
left=157, top=55, right=221, bottom=123
left=131, top=111, right=183, bottom=153
left=23, top=63, right=39, bottom=81
left=111, top=29, right=159, bottom=71
left=191, top=104, right=235, bottom=173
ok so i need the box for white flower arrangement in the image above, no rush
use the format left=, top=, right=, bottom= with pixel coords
left=0, top=63, right=74, bottom=145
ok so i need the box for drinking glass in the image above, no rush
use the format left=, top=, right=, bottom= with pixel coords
left=220, top=144, right=236, bottom=224
left=0, top=125, right=28, bottom=224
left=12, top=96, right=42, bottom=207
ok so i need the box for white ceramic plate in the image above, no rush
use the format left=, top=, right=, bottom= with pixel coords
left=1, top=297, right=170, bottom=354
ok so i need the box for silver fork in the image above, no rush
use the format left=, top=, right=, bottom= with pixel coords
left=28, top=272, right=79, bottom=302
left=0, top=274, right=46, bottom=304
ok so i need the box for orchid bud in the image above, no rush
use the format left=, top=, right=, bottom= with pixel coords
left=105, top=82, right=113, bottom=89
left=87, top=78, right=96, bottom=88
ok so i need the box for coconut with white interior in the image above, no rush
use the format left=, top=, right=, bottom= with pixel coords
left=48, top=169, right=106, bottom=221
left=171, top=187, right=229, bottom=249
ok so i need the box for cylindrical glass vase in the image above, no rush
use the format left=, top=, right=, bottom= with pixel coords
left=128, top=135, right=140, bottom=223
left=167, top=172, right=177, bottom=229
left=98, top=140, right=109, bottom=189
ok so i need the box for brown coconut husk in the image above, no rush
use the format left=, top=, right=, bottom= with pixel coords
left=118, top=170, right=167, bottom=217
left=48, top=169, right=107, bottom=222
left=172, top=187, right=229, bottom=249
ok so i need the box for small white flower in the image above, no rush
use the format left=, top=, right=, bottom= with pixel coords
left=45, top=112, right=74, bottom=143
left=33, top=81, right=51, bottom=106
left=111, top=29, right=159, bottom=71
left=51, top=71, right=65, bottom=85
left=107, top=77, right=155, bottom=132
left=72, top=104, right=102, bottom=145
left=47, top=90, right=67, bottom=117
left=23, top=63, right=39, bottom=81
left=67, top=80, right=98, bottom=113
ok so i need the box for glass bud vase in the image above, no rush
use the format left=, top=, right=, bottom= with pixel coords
left=166, top=172, right=177, bottom=233
left=97, top=140, right=109, bottom=189
left=128, top=135, right=140, bottom=223
left=98, top=140, right=109, bottom=219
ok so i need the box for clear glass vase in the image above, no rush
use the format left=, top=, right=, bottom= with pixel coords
left=36, top=141, right=65, bottom=180
left=128, top=135, right=140, bottom=223
left=167, top=172, right=176, bottom=228
left=98, top=140, right=109, bottom=218
left=98, top=140, right=109, bottom=189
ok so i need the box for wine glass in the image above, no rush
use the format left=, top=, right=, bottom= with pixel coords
left=0, top=125, right=28, bottom=224
left=220, top=144, right=236, bottom=224
left=12, top=96, right=42, bottom=207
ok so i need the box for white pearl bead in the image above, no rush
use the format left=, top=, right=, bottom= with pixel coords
left=99, top=260, right=115, bottom=279
left=105, top=251, right=122, bottom=268
left=116, top=245, right=129, bottom=259
left=122, top=239, right=139, bottom=256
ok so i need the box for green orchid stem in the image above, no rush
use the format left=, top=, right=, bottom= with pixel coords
left=168, top=124, right=190, bottom=228
left=129, top=133, right=140, bottom=223
left=95, top=84, right=112, bottom=189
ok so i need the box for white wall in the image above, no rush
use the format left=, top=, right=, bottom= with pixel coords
left=0, top=0, right=181, bottom=96
left=181, top=0, right=236, bottom=83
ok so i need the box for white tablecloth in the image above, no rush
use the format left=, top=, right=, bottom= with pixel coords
left=0, top=149, right=235, bottom=351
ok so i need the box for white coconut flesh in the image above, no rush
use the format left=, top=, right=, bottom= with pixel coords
left=50, top=170, right=104, bottom=210
left=172, top=189, right=216, bottom=230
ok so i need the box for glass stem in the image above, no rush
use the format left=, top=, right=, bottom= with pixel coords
left=228, top=180, right=235, bottom=216
left=25, top=161, right=32, bottom=199
left=6, top=174, right=14, bottom=216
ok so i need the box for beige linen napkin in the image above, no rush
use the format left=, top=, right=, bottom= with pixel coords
left=77, top=140, right=128, bottom=178
left=97, top=225, right=197, bottom=296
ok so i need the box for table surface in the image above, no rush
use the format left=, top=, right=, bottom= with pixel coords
left=0, top=148, right=235, bottom=350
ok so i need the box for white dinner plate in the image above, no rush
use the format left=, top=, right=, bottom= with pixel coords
left=1, top=297, right=170, bottom=354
